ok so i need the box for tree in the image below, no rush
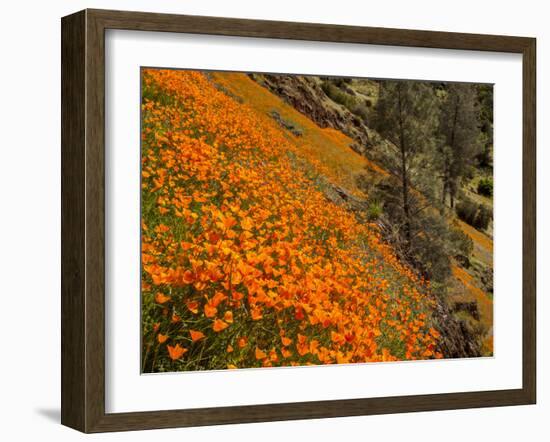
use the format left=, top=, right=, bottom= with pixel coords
left=437, top=83, right=480, bottom=208
left=373, top=81, right=439, bottom=251
left=367, top=175, right=472, bottom=286
left=475, top=84, right=494, bottom=169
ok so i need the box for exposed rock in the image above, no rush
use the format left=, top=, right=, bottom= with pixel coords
left=480, top=267, right=494, bottom=293
left=453, top=301, right=480, bottom=321
left=268, top=110, right=303, bottom=137
left=349, top=142, right=369, bottom=156
left=341, top=84, right=356, bottom=96
left=323, top=182, right=369, bottom=215
left=454, top=253, right=471, bottom=268
left=249, top=73, right=370, bottom=148
left=433, top=298, right=482, bottom=358
left=469, top=260, right=493, bottom=293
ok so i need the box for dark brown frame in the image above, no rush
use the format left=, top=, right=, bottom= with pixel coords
left=61, top=8, right=536, bottom=433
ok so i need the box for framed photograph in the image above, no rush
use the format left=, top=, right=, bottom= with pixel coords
left=61, top=9, right=536, bottom=433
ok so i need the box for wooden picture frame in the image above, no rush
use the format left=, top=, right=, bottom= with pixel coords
left=61, top=8, right=536, bottom=433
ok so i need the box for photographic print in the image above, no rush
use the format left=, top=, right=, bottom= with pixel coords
left=140, top=68, right=493, bottom=373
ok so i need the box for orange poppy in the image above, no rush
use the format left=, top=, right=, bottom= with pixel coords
left=189, top=330, right=205, bottom=342
left=167, top=344, right=187, bottom=360
left=213, top=319, right=229, bottom=332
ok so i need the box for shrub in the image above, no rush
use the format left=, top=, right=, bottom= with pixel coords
left=411, top=223, right=452, bottom=284
left=456, top=198, right=492, bottom=231
left=475, top=204, right=492, bottom=230
left=321, top=81, right=356, bottom=109
left=477, top=177, right=493, bottom=197
left=448, top=226, right=474, bottom=265
left=333, top=77, right=352, bottom=87
left=367, top=201, right=383, bottom=221
left=456, top=199, right=478, bottom=226
left=366, top=177, right=453, bottom=285
left=351, top=103, right=369, bottom=123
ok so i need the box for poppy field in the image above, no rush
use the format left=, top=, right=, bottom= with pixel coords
left=139, top=68, right=484, bottom=373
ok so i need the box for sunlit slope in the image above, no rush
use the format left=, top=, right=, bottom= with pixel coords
left=140, top=69, right=442, bottom=372
left=452, top=221, right=493, bottom=353
left=211, top=72, right=388, bottom=195
left=456, top=219, right=493, bottom=267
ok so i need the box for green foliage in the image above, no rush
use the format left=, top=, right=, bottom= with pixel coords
left=373, top=81, right=440, bottom=160
left=372, top=80, right=441, bottom=267
left=476, top=132, right=493, bottom=169
left=456, top=198, right=492, bottom=230
left=410, top=215, right=452, bottom=285
left=365, top=177, right=471, bottom=286
left=437, top=83, right=481, bottom=207
left=477, top=177, right=493, bottom=197
left=323, top=77, right=352, bottom=88
left=475, top=84, right=494, bottom=169
left=351, top=103, right=369, bottom=123
left=321, top=81, right=356, bottom=109
left=355, top=79, right=491, bottom=288
left=321, top=80, right=372, bottom=124
left=475, top=204, right=492, bottom=230
left=448, top=225, right=474, bottom=266
left=367, top=201, right=383, bottom=221
left=455, top=199, right=478, bottom=225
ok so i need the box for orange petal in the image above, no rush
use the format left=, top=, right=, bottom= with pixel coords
left=155, top=292, right=171, bottom=304
left=186, top=300, right=199, bottom=314
left=223, top=311, right=234, bottom=323
left=250, top=307, right=263, bottom=321
left=255, top=347, right=267, bottom=360
left=213, top=318, right=229, bottom=332
left=204, top=303, right=218, bottom=318
left=167, top=344, right=187, bottom=360
left=189, top=330, right=205, bottom=342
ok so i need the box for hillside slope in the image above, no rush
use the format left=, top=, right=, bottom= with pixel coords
left=218, top=71, right=493, bottom=356
left=211, top=72, right=388, bottom=195
left=140, top=69, right=447, bottom=372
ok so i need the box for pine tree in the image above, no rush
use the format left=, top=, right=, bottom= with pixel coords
left=476, top=84, right=494, bottom=169
left=373, top=81, right=439, bottom=251
left=438, top=83, right=480, bottom=208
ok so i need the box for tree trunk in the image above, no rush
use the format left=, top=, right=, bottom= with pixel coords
left=400, top=143, right=411, bottom=247
left=448, top=96, right=459, bottom=211
left=450, top=180, right=456, bottom=209
left=442, top=157, right=449, bottom=208
left=451, top=186, right=455, bottom=209
left=397, top=85, right=411, bottom=251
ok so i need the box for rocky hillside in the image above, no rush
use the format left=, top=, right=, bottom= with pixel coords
left=249, top=74, right=373, bottom=155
